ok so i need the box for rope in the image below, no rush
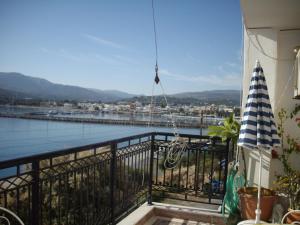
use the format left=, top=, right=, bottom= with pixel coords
left=159, top=81, right=179, bottom=137
left=239, top=17, right=245, bottom=111
left=235, top=16, right=245, bottom=170
left=148, top=81, right=156, bottom=128
left=149, top=0, right=186, bottom=170
left=270, top=63, right=295, bottom=110
left=151, top=0, right=158, bottom=65
left=242, top=22, right=296, bottom=110
left=221, top=16, right=246, bottom=221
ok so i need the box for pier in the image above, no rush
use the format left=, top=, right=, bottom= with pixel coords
left=0, top=113, right=219, bottom=128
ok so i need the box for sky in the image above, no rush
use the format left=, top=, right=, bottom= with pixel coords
left=0, top=0, right=243, bottom=95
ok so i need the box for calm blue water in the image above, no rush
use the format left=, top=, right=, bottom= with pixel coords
left=0, top=117, right=205, bottom=161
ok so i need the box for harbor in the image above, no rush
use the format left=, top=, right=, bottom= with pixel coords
left=0, top=105, right=225, bottom=128
left=0, top=112, right=223, bottom=128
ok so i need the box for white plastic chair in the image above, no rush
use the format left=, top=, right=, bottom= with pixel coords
left=0, top=207, right=25, bottom=225
left=281, top=210, right=300, bottom=225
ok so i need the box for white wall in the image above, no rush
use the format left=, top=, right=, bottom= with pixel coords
left=272, top=29, right=300, bottom=178
left=242, top=27, right=300, bottom=188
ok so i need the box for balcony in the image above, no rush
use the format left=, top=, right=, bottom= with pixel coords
left=0, top=132, right=231, bottom=225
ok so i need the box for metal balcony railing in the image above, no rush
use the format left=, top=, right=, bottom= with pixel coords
left=0, top=132, right=231, bottom=225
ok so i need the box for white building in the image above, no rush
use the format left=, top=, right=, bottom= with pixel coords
left=63, top=103, right=73, bottom=110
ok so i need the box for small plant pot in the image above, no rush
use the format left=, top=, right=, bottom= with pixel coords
left=286, top=209, right=300, bottom=224
left=238, top=187, right=277, bottom=221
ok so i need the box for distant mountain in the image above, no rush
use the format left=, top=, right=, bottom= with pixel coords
left=0, top=72, right=134, bottom=102
left=89, top=89, right=135, bottom=100
left=0, top=72, right=240, bottom=106
left=171, top=90, right=241, bottom=105
left=0, top=87, right=34, bottom=101
left=129, top=90, right=241, bottom=106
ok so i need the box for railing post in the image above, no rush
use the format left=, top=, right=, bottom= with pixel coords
left=110, top=142, right=117, bottom=225
left=223, top=138, right=230, bottom=196
left=31, top=160, right=40, bottom=225
left=147, top=134, right=155, bottom=205
left=200, top=110, right=203, bottom=136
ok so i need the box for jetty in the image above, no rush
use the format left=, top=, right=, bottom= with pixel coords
left=0, top=113, right=218, bottom=128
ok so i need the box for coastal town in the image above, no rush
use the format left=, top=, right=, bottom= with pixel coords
left=0, top=100, right=240, bottom=128
left=51, top=100, right=240, bottom=117
left=1, top=100, right=241, bottom=119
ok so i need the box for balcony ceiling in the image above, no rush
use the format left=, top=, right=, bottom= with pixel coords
left=240, top=0, right=300, bottom=29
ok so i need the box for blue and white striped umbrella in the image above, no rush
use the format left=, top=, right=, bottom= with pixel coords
left=238, top=60, right=280, bottom=150
left=237, top=60, right=280, bottom=224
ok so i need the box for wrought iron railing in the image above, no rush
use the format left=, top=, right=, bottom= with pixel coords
left=0, top=132, right=230, bottom=225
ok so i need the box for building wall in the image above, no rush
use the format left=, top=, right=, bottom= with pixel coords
left=241, top=27, right=300, bottom=188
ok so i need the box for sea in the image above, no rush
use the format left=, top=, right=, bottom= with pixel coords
left=0, top=117, right=206, bottom=161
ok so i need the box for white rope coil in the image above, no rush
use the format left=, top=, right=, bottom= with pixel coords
left=163, top=137, right=188, bottom=169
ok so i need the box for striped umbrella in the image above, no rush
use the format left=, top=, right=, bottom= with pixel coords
left=238, top=60, right=280, bottom=224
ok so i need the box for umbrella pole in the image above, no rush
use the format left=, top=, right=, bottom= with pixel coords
left=255, top=149, right=262, bottom=224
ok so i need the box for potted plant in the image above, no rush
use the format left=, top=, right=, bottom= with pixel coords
left=274, top=106, right=300, bottom=223
left=237, top=187, right=277, bottom=221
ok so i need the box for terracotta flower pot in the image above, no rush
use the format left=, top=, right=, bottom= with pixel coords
left=286, top=210, right=300, bottom=224
left=238, top=187, right=277, bottom=221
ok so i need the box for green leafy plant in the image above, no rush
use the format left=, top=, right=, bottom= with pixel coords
left=208, top=113, right=240, bottom=144
left=208, top=113, right=247, bottom=181
left=274, top=106, right=300, bottom=210
left=208, top=113, right=242, bottom=168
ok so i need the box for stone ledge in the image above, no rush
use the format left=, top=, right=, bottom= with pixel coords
left=117, top=202, right=227, bottom=225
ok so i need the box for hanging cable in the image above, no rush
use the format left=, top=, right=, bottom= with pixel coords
left=149, top=0, right=187, bottom=169
left=152, top=0, right=158, bottom=66
left=148, top=0, right=159, bottom=130
left=150, top=0, right=178, bottom=135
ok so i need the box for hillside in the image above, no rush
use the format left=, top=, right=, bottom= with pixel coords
left=129, top=89, right=240, bottom=106
left=171, top=90, right=241, bottom=105
left=0, top=72, right=134, bottom=102
left=0, top=72, right=240, bottom=106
